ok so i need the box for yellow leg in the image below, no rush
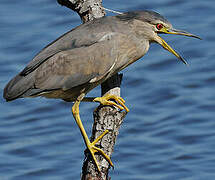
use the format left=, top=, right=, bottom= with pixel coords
left=72, top=99, right=113, bottom=172
left=93, top=94, right=129, bottom=112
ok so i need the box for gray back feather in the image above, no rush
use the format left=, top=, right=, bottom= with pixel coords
left=3, top=16, right=125, bottom=101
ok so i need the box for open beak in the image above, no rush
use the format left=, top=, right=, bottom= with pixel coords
left=157, top=28, right=201, bottom=65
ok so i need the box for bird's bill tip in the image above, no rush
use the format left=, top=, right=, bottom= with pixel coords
left=158, top=36, right=188, bottom=65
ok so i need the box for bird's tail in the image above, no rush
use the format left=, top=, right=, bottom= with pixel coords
left=3, top=72, right=35, bottom=101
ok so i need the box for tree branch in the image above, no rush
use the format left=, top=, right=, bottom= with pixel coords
left=57, top=0, right=105, bottom=22
left=57, top=1, right=127, bottom=179
left=82, top=74, right=126, bottom=180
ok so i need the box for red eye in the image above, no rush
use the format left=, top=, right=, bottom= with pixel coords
left=156, top=23, right=163, bottom=30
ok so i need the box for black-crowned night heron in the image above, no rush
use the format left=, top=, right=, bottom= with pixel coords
left=4, top=10, right=200, bottom=171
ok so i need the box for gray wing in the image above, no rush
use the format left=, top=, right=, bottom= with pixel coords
left=20, top=16, right=122, bottom=76
left=20, top=25, right=97, bottom=76
left=34, top=32, right=125, bottom=90
left=4, top=29, right=129, bottom=101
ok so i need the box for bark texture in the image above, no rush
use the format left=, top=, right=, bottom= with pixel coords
left=57, top=1, right=126, bottom=179
left=82, top=74, right=126, bottom=180
left=57, top=0, right=105, bottom=22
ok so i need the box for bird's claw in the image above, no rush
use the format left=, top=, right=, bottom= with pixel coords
left=93, top=94, right=129, bottom=112
left=87, top=129, right=114, bottom=171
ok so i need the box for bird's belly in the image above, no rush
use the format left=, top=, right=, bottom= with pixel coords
left=39, top=81, right=99, bottom=102
left=40, top=89, right=76, bottom=100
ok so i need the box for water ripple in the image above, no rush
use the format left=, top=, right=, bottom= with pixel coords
left=1, top=0, right=215, bottom=179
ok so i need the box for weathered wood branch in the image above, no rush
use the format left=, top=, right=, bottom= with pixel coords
left=82, top=74, right=126, bottom=180
left=57, top=0, right=105, bottom=22
left=57, top=1, right=127, bottom=179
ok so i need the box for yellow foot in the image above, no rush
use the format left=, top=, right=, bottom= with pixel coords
left=87, top=130, right=114, bottom=171
left=93, top=94, right=129, bottom=112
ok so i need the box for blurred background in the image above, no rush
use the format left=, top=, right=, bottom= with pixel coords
left=0, top=0, right=214, bottom=179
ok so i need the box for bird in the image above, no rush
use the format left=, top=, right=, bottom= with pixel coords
left=3, top=10, right=200, bottom=171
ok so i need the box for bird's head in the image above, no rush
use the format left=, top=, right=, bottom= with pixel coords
left=118, top=11, right=201, bottom=64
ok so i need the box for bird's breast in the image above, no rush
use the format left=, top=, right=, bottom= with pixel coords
left=110, top=38, right=149, bottom=75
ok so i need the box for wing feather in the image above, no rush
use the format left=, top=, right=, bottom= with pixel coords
left=34, top=34, right=123, bottom=90
left=4, top=16, right=136, bottom=101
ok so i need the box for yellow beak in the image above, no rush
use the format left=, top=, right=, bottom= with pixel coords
left=157, top=28, right=201, bottom=64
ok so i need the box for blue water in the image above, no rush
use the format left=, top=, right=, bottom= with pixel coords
left=0, top=0, right=214, bottom=179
